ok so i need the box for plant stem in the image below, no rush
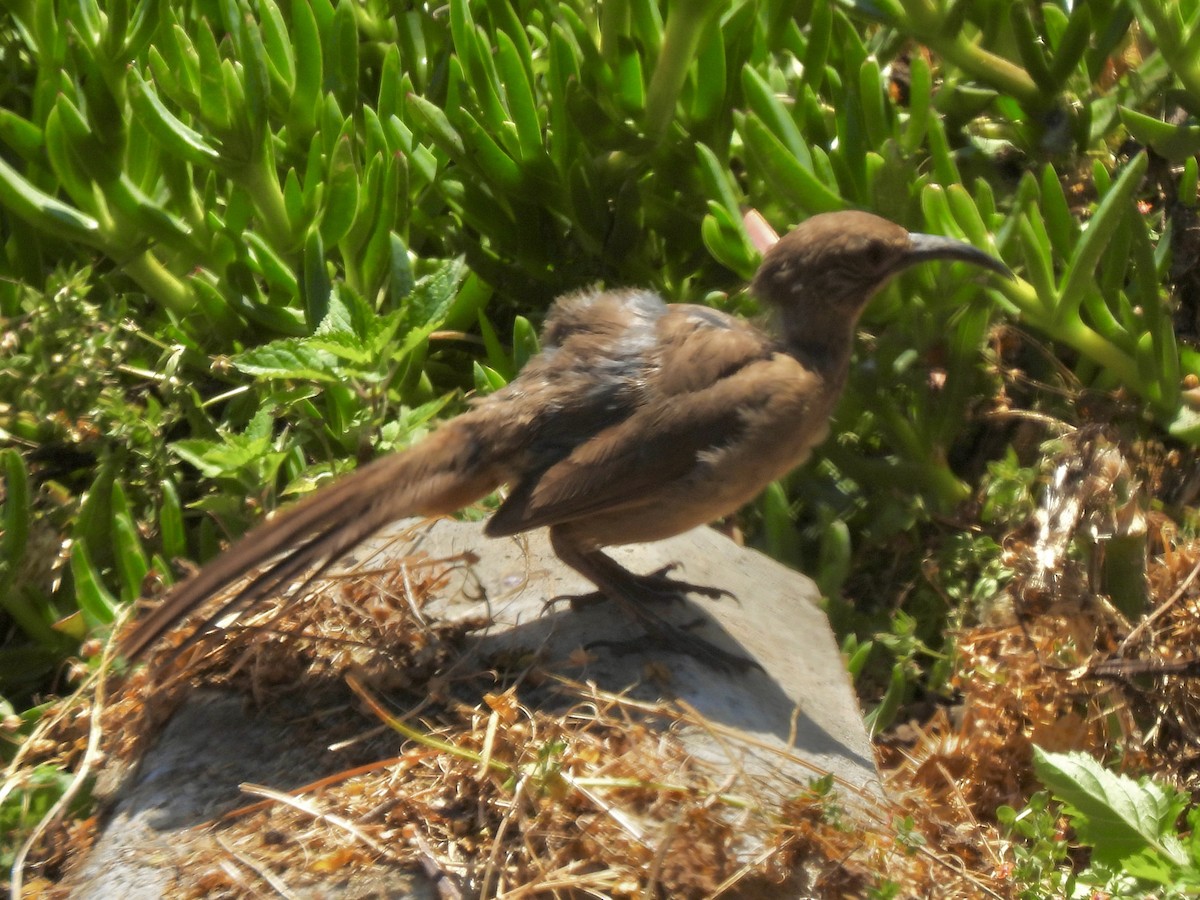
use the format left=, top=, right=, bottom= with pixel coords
left=600, top=0, right=631, bottom=65
left=880, top=406, right=969, bottom=508
left=1131, top=1, right=1200, bottom=102
left=995, top=278, right=1143, bottom=394
left=939, top=35, right=1043, bottom=109
left=240, top=142, right=295, bottom=253
left=121, top=252, right=195, bottom=315
left=897, top=0, right=1042, bottom=109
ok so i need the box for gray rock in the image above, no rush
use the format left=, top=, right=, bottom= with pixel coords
left=71, top=520, right=879, bottom=897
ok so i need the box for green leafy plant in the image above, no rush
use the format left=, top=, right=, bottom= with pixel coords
left=8, top=0, right=1200, bottom=894
left=997, top=748, right=1200, bottom=897
left=0, top=763, right=87, bottom=870
left=997, top=789, right=1076, bottom=898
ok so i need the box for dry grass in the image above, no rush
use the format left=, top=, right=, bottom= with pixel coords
left=10, top=460, right=1200, bottom=898
left=0, top=539, right=998, bottom=899
left=877, top=434, right=1200, bottom=896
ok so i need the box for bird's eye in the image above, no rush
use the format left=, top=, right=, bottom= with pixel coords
left=865, top=244, right=888, bottom=269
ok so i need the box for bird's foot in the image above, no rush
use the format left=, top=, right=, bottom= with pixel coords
left=548, top=564, right=734, bottom=612
left=546, top=541, right=757, bottom=671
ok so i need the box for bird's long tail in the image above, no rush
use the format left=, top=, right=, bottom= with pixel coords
left=119, top=416, right=505, bottom=661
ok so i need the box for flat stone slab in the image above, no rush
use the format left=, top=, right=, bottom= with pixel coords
left=388, top=520, right=878, bottom=791
left=72, top=520, right=879, bottom=897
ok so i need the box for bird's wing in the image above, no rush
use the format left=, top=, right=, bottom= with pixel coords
left=486, top=305, right=786, bottom=535
left=475, top=289, right=673, bottom=464
left=121, top=289, right=670, bottom=660
left=121, top=416, right=504, bottom=661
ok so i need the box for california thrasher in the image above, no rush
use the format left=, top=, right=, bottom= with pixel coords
left=120, top=211, right=1009, bottom=669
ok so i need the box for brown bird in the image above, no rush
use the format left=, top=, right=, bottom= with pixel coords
left=120, top=211, right=1010, bottom=669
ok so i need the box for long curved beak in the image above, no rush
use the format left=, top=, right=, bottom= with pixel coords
left=903, top=232, right=1013, bottom=279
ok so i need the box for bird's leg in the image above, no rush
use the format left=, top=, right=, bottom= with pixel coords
left=549, top=529, right=759, bottom=673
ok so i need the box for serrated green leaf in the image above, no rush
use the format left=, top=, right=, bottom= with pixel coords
left=312, top=282, right=355, bottom=335
left=1033, top=747, right=1188, bottom=868
left=233, top=339, right=341, bottom=381
left=401, top=256, right=469, bottom=339
left=306, top=331, right=377, bottom=367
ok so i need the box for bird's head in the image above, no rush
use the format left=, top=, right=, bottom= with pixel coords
left=751, top=210, right=1011, bottom=323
